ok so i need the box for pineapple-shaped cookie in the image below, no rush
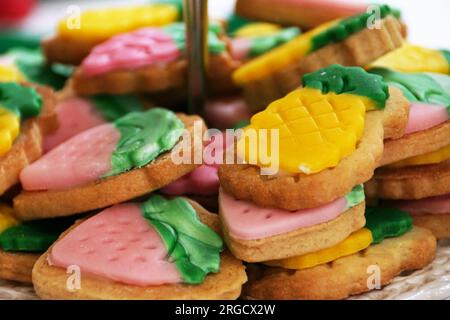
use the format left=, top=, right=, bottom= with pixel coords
left=237, top=65, right=389, bottom=174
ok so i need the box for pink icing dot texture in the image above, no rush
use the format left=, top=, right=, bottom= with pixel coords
left=49, top=203, right=181, bottom=286
left=43, top=97, right=107, bottom=152
left=219, top=189, right=348, bottom=240
left=20, top=123, right=120, bottom=191
left=81, top=28, right=181, bottom=76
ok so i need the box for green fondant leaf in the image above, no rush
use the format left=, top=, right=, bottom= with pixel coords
left=0, top=216, right=77, bottom=252
left=89, top=94, right=145, bottom=122
left=8, top=48, right=73, bottom=90
left=440, top=50, right=450, bottom=72
left=155, top=0, right=184, bottom=18
left=140, top=195, right=223, bottom=284
left=104, top=108, right=184, bottom=177
left=0, top=82, right=42, bottom=118
left=311, top=4, right=400, bottom=51
left=227, top=14, right=253, bottom=35
left=302, top=64, right=389, bottom=108
left=369, top=68, right=450, bottom=114
left=163, top=22, right=226, bottom=54
left=345, top=184, right=365, bottom=209
left=232, top=118, right=250, bottom=130
left=249, top=27, right=301, bottom=57
left=0, top=31, right=40, bottom=54
left=365, top=207, right=412, bottom=244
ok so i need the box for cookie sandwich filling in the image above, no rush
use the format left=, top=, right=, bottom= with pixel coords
left=0, top=82, right=42, bottom=156
left=265, top=207, right=413, bottom=270
left=220, top=185, right=365, bottom=240
left=20, top=108, right=184, bottom=190
left=233, top=4, right=401, bottom=85
left=48, top=195, right=223, bottom=286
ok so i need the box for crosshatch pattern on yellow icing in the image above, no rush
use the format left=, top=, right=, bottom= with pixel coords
left=237, top=87, right=371, bottom=174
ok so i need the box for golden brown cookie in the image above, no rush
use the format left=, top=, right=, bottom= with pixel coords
left=243, top=226, right=436, bottom=300
left=42, top=36, right=100, bottom=66
left=412, top=214, right=450, bottom=239
left=71, top=53, right=240, bottom=97
left=32, top=200, right=248, bottom=300
left=221, top=202, right=365, bottom=263
left=0, top=249, right=39, bottom=283
left=13, top=114, right=204, bottom=220
left=365, top=160, right=450, bottom=200
left=219, top=109, right=385, bottom=211
left=380, top=120, right=450, bottom=166
left=242, top=16, right=405, bottom=111
left=0, top=85, right=57, bottom=196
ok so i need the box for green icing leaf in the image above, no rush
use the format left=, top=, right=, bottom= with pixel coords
left=0, top=216, right=77, bottom=252
left=0, top=82, right=42, bottom=119
left=440, top=50, right=450, bottom=72
left=8, top=48, right=73, bottom=90
left=311, top=4, right=399, bottom=51
left=302, top=64, right=389, bottom=108
left=249, top=27, right=301, bottom=57
left=0, top=31, right=40, bottom=54
left=232, top=118, right=250, bottom=130
left=104, top=108, right=184, bottom=177
left=227, top=14, right=253, bottom=35
left=369, top=68, right=450, bottom=114
left=345, top=184, right=365, bottom=209
left=163, top=22, right=226, bottom=54
left=140, top=195, right=223, bottom=284
left=89, top=94, right=145, bottom=122
left=365, top=207, right=412, bottom=244
left=155, top=0, right=183, bottom=18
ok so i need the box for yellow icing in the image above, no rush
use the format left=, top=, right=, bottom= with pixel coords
left=265, top=228, right=372, bottom=270
left=234, top=23, right=282, bottom=38
left=58, top=4, right=179, bottom=41
left=0, top=107, right=20, bottom=157
left=233, top=20, right=338, bottom=85
left=0, top=204, right=19, bottom=234
left=237, top=87, right=369, bottom=174
left=388, top=144, right=450, bottom=168
left=0, top=65, right=24, bottom=83
left=367, top=43, right=450, bottom=74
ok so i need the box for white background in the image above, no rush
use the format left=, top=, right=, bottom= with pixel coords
left=16, top=0, right=450, bottom=49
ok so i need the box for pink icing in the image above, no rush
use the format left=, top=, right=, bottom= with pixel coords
left=81, top=28, right=181, bottom=76
left=390, top=194, right=450, bottom=216
left=20, top=123, right=120, bottom=191
left=230, top=38, right=252, bottom=61
left=43, top=97, right=107, bottom=152
left=404, top=103, right=449, bottom=135
left=161, top=165, right=219, bottom=196
left=219, top=189, right=348, bottom=240
left=49, top=203, right=181, bottom=286
left=204, top=96, right=252, bottom=130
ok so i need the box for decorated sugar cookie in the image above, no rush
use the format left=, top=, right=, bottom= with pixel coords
left=42, top=1, right=183, bottom=65
left=232, top=5, right=404, bottom=110
left=14, top=109, right=204, bottom=220
left=32, top=196, right=247, bottom=300
left=220, top=65, right=409, bottom=212
left=71, top=23, right=240, bottom=97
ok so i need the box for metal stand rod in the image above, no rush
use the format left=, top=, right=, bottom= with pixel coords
left=184, top=0, right=208, bottom=115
